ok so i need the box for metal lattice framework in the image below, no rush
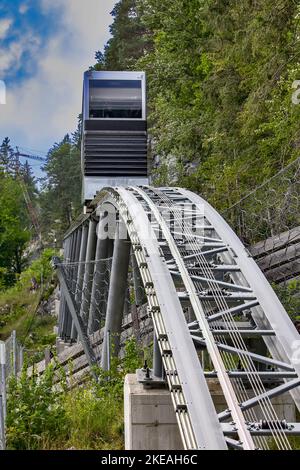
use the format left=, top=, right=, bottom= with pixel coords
left=57, top=185, right=300, bottom=450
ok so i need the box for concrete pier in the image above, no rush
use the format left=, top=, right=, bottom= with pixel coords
left=124, top=374, right=296, bottom=450
left=124, top=374, right=183, bottom=450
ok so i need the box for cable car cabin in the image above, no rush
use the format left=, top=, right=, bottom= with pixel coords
left=82, top=71, right=148, bottom=205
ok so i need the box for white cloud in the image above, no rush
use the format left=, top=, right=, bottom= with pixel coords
left=19, top=4, right=29, bottom=15
left=0, top=18, right=13, bottom=40
left=0, top=0, right=116, bottom=155
left=0, top=33, right=41, bottom=74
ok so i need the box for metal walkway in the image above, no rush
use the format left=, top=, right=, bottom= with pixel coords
left=58, top=186, right=300, bottom=450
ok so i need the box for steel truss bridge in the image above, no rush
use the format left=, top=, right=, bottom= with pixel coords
left=55, top=185, right=300, bottom=450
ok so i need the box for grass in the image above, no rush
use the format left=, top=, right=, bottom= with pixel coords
left=42, top=387, right=124, bottom=450
left=6, top=339, right=143, bottom=450
left=0, top=249, right=58, bottom=350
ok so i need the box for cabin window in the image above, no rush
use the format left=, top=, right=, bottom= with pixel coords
left=89, top=79, right=142, bottom=119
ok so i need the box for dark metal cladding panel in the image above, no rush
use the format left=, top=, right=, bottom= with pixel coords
left=84, top=119, right=147, bottom=132
left=83, top=128, right=148, bottom=177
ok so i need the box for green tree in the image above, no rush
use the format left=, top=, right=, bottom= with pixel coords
left=130, top=0, right=300, bottom=210
left=0, top=172, right=30, bottom=286
left=0, top=137, right=15, bottom=174
left=94, top=0, right=152, bottom=71
left=40, top=135, right=82, bottom=242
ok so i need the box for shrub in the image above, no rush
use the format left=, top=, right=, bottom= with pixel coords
left=6, top=338, right=143, bottom=450
left=6, top=361, right=67, bottom=450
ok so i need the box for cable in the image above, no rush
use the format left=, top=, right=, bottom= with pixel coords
left=141, top=186, right=292, bottom=449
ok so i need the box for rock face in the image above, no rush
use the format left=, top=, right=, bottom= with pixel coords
left=37, top=286, right=60, bottom=317
left=23, top=240, right=43, bottom=264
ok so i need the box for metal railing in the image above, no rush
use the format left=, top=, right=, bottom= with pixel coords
left=0, top=331, right=24, bottom=450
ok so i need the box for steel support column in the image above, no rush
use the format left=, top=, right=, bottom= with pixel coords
left=53, top=257, right=98, bottom=381
left=88, top=215, right=110, bottom=334
left=70, top=227, right=83, bottom=341
left=80, top=218, right=97, bottom=327
left=59, top=236, right=72, bottom=339
left=64, top=232, right=77, bottom=339
left=72, top=223, right=89, bottom=341
left=58, top=238, right=69, bottom=337
left=153, top=333, right=164, bottom=379
left=101, top=221, right=131, bottom=370
left=132, top=252, right=146, bottom=306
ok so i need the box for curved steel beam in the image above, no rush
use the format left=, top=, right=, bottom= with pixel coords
left=132, top=186, right=255, bottom=449
left=99, top=186, right=227, bottom=450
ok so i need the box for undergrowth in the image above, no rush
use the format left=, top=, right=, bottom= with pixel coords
left=0, top=249, right=58, bottom=349
left=6, top=338, right=143, bottom=450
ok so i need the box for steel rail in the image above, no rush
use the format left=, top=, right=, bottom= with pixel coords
left=132, top=186, right=256, bottom=449
left=99, top=187, right=227, bottom=450
left=137, top=186, right=293, bottom=449
left=157, top=187, right=296, bottom=448
left=174, top=187, right=299, bottom=448
left=135, top=187, right=270, bottom=448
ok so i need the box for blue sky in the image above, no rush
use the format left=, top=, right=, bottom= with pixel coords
left=0, top=0, right=116, bottom=175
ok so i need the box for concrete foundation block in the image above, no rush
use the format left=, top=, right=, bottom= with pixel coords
left=124, top=374, right=183, bottom=450
left=124, top=375, right=296, bottom=450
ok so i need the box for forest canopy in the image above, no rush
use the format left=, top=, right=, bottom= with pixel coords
left=94, top=0, right=300, bottom=211
left=1, top=0, right=300, bottom=283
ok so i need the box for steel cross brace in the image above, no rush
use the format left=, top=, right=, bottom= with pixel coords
left=52, top=257, right=98, bottom=381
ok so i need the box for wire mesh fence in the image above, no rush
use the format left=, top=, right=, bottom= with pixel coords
left=62, top=258, right=112, bottom=338
left=222, top=158, right=300, bottom=288
left=58, top=255, right=151, bottom=369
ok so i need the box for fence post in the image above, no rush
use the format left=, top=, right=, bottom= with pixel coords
left=106, top=330, right=111, bottom=373
left=0, top=341, right=6, bottom=449
left=11, top=331, right=17, bottom=376
left=0, top=342, right=6, bottom=424
left=19, top=346, right=24, bottom=371
left=45, top=348, right=51, bottom=367
left=0, top=395, right=5, bottom=450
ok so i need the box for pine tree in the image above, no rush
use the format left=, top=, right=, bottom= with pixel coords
left=93, top=0, right=153, bottom=71
left=40, top=135, right=82, bottom=241
left=0, top=137, right=16, bottom=174
left=20, top=160, right=38, bottom=198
